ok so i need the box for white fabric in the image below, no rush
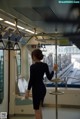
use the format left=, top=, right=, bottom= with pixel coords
left=18, top=78, right=28, bottom=93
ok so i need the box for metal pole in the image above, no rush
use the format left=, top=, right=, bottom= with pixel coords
left=7, top=36, right=11, bottom=119
left=55, top=38, right=58, bottom=119
left=7, top=48, right=10, bottom=119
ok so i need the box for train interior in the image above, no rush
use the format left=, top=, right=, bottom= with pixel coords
left=0, top=0, right=80, bottom=119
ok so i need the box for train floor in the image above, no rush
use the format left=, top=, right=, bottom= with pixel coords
left=10, top=107, right=80, bottom=119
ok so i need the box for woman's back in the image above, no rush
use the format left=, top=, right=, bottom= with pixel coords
left=30, top=62, right=53, bottom=87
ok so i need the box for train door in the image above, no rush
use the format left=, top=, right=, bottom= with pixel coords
left=0, top=51, right=8, bottom=113
left=9, top=47, right=34, bottom=115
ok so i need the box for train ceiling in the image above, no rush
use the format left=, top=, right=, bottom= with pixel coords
left=0, top=0, right=80, bottom=46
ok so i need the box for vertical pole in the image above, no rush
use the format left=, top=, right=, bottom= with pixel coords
left=7, top=47, right=10, bottom=119
left=55, top=38, right=58, bottom=119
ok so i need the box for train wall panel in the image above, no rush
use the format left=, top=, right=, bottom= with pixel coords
left=44, top=88, right=80, bottom=107
left=14, top=105, right=34, bottom=114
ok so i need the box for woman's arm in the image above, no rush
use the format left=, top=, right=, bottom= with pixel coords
left=27, top=66, right=33, bottom=90
left=45, top=64, right=54, bottom=80
left=25, top=66, right=33, bottom=98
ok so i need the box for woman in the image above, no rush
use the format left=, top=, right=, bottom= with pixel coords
left=25, top=49, right=54, bottom=119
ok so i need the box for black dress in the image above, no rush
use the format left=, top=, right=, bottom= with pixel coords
left=28, top=62, right=54, bottom=110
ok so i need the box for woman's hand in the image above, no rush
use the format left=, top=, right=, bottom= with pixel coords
left=53, top=64, right=58, bottom=71
left=25, top=90, right=30, bottom=99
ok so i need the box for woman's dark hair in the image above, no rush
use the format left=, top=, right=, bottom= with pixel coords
left=31, top=49, right=43, bottom=60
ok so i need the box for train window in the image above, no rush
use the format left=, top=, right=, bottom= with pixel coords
left=16, top=50, right=21, bottom=76
left=0, top=50, right=4, bottom=104
left=42, top=45, right=80, bottom=88
left=15, top=50, right=22, bottom=95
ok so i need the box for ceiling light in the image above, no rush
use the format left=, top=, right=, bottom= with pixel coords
left=4, top=21, right=24, bottom=30
left=0, top=18, right=3, bottom=21
left=4, top=21, right=15, bottom=26
left=4, top=20, right=37, bottom=34
left=25, top=29, right=35, bottom=34
left=17, top=25, right=24, bottom=30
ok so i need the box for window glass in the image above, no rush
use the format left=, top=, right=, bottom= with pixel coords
left=0, top=50, right=4, bottom=104
left=40, top=45, right=80, bottom=88
left=16, top=50, right=21, bottom=76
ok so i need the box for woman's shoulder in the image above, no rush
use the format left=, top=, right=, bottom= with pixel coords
left=41, top=62, right=48, bottom=67
left=30, top=63, right=35, bottom=67
left=30, top=62, right=48, bottom=67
